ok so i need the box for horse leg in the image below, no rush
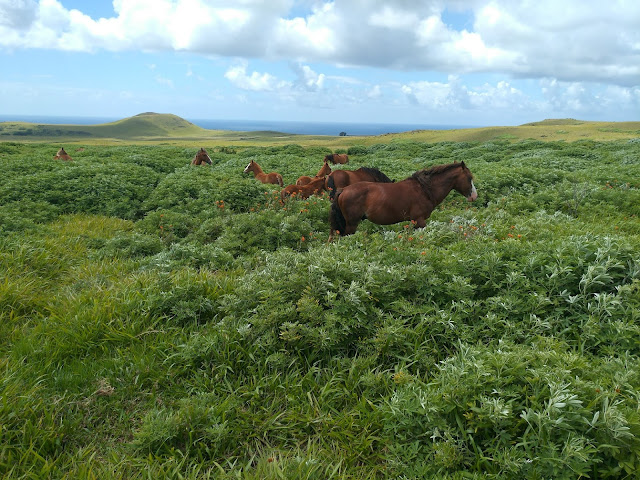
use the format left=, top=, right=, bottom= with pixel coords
left=413, top=218, right=426, bottom=229
left=329, top=199, right=346, bottom=240
left=336, top=197, right=362, bottom=236
left=342, top=220, right=360, bottom=235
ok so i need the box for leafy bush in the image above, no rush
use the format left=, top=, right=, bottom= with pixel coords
left=381, top=340, right=640, bottom=478
left=2, top=139, right=640, bottom=478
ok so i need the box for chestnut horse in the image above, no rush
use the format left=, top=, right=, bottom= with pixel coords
left=325, top=167, right=393, bottom=201
left=329, top=161, right=477, bottom=240
left=296, top=160, right=331, bottom=186
left=244, top=160, right=284, bottom=186
left=324, top=153, right=349, bottom=165
left=281, top=176, right=326, bottom=202
left=53, top=147, right=72, bottom=161
left=191, top=147, right=212, bottom=165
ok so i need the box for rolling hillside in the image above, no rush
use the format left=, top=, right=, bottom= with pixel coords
left=0, top=113, right=638, bottom=146
left=0, top=112, right=209, bottom=141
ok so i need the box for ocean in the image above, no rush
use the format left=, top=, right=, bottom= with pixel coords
left=0, top=115, right=475, bottom=136
left=188, top=118, right=475, bottom=136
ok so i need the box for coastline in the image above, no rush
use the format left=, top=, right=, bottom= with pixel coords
left=0, top=114, right=477, bottom=137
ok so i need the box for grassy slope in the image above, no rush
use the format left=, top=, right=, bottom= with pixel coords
left=1, top=113, right=639, bottom=147
left=0, top=112, right=210, bottom=143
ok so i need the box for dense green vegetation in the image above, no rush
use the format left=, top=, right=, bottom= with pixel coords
left=1, top=138, right=639, bottom=478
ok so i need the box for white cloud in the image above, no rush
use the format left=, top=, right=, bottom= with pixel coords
left=1, top=0, right=638, bottom=87
left=401, top=75, right=533, bottom=114
left=540, top=78, right=640, bottom=116
left=292, top=63, right=325, bottom=91
left=0, top=0, right=38, bottom=29
left=368, top=85, right=382, bottom=98
left=155, top=75, right=174, bottom=88
left=1, top=0, right=638, bottom=124
left=224, top=61, right=290, bottom=91
left=369, top=6, right=418, bottom=30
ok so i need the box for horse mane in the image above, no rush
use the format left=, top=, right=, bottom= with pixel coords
left=358, top=167, right=393, bottom=183
left=410, top=163, right=465, bottom=193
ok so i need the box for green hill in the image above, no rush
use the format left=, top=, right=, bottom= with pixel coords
left=0, top=112, right=209, bottom=140
left=88, top=112, right=205, bottom=137
left=1, top=113, right=639, bottom=146
left=521, top=118, right=585, bottom=126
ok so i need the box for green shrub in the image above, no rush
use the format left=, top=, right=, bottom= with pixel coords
left=381, top=340, right=640, bottom=478
left=2, top=139, right=640, bottom=478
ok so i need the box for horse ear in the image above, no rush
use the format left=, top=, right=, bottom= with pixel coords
left=460, top=161, right=465, bottom=168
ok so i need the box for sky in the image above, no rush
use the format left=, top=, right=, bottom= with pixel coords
left=1, top=0, right=639, bottom=127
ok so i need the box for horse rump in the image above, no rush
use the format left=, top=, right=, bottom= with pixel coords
left=325, top=153, right=349, bottom=165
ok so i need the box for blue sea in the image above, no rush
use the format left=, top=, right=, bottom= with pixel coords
left=0, top=115, right=476, bottom=136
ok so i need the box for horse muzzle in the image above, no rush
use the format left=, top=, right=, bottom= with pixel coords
left=467, top=182, right=478, bottom=202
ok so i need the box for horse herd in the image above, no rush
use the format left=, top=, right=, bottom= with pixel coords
left=53, top=146, right=478, bottom=238
left=236, top=149, right=478, bottom=239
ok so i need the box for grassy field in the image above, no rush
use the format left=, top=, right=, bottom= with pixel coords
left=1, top=131, right=640, bottom=478
left=1, top=112, right=639, bottom=147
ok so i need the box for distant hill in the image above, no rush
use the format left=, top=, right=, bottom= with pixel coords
left=91, top=112, right=206, bottom=137
left=521, top=118, right=585, bottom=126
left=69, top=112, right=208, bottom=138
left=0, top=112, right=208, bottom=140
left=1, top=113, right=638, bottom=146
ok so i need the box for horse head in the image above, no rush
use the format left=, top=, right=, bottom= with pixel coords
left=456, top=162, right=477, bottom=202
left=197, top=148, right=212, bottom=165
left=54, top=147, right=72, bottom=160
left=243, top=160, right=255, bottom=173
left=318, top=159, right=331, bottom=177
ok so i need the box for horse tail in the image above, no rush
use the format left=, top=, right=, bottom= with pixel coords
left=327, top=175, right=338, bottom=201
left=329, top=192, right=346, bottom=238
left=278, top=174, right=284, bottom=187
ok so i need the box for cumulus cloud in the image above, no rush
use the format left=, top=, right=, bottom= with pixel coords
left=1, top=0, right=638, bottom=93
left=291, top=63, right=325, bottom=91
left=224, top=61, right=290, bottom=91
left=0, top=0, right=38, bottom=29
left=400, top=75, right=536, bottom=115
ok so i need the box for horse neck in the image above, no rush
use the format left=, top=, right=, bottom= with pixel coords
left=318, top=163, right=330, bottom=176
left=309, top=177, right=325, bottom=188
left=420, top=167, right=464, bottom=204
left=251, top=163, right=264, bottom=175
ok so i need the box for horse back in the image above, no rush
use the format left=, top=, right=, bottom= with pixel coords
left=296, top=175, right=312, bottom=186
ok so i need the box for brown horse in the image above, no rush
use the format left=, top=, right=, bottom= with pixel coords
left=324, top=153, right=349, bottom=165
left=244, top=160, right=284, bottom=186
left=191, top=147, right=212, bottom=165
left=281, top=176, right=326, bottom=202
left=296, top=159, right=331, bottom=186
left=53, top=147, right=72, bottom=161
left=325, top=167, right=393, bottom=201
left=329, top=161, right=477, bottom=240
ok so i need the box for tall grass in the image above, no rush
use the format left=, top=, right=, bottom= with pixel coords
left=1, top=139, right=639, bottom=478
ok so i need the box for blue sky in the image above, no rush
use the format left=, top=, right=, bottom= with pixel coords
left=1, top=1, right=638, bottom=126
